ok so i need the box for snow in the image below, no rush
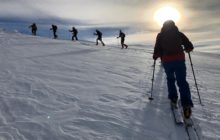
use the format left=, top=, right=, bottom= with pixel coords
left=0, top=29, right=219, bottom=140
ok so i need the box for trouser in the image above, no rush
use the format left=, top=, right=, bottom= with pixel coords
left=121, top=38, right=128, bottom=48
left=72, top=35, right=78, bottom=40
left=32, top=30, right=36, bottom=35
left=96, top=38, right=105, bottom=46
left=163, top=60, right=193, bottom=108
left=53, top=31, right=57, bottom=39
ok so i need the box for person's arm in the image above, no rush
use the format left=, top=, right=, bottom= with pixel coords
left=153, top=33, right=161, bottom=60
left=117, top=33, right=121, bottom=38
left=180, top=32, right=194, bottom=52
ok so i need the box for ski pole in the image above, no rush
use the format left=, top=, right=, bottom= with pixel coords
left=149, top=60, right=156, bottom=100
left=188, top=52, right=203, bottom=105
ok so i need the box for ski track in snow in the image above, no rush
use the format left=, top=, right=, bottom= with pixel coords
left=0, top=30, right=219, bottom=140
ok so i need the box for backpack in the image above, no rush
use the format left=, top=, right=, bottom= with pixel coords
left=121, top=32, right=125, bottom=38
left=53, top=25, right=57, bottom=30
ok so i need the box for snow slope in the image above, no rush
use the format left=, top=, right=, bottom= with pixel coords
left=0, top=30, right=219, bottom=140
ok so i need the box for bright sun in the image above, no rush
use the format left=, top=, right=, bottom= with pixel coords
left=154, top=6, right=181, bottom=27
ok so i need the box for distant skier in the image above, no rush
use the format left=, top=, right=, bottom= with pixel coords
left=153, top=20, right=194, bottom=119
left=69, top=26, right=78, bottom=41
left=50, top=24, right=58, bottom=39
left=29, top=23, right=37, bottom=36
left=94, top=29, right=105, bottom=46
left=117, top=30, right=128, bottom=49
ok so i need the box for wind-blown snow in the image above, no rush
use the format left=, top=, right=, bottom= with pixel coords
left=0, top=29, right=219, bottom=140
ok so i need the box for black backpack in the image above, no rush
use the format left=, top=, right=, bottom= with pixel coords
left=53, top=25, right=57, bottom=30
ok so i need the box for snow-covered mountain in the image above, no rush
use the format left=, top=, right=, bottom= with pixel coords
left=0, top=29, right=219, bottom=140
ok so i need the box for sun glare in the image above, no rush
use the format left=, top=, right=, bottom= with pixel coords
left=154, top=6, right=181, bottom=27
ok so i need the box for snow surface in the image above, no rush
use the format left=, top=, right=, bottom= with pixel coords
left=0, top=29, right=219, bottom=140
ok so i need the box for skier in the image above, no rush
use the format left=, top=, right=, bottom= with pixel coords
left=94, top=29, right=105, bottom=46
left=69, top=26, right=78, bottom=41
left=117, top=30, right=128, bottom=49
left=153, top=20, right=194, bottom=119
left=29, top=23, right=37, bottom=36
left=50, top=24, right=58, bottom=39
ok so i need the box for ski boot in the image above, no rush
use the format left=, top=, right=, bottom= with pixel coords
left=183, top=106, right=192, bottom=119
left=170, top=99, right=178, bottom=109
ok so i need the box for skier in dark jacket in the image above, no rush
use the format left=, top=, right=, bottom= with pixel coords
left=153, top=20, right=194, bottom=119
left=69, top=26, right=78, bottom=41
left=50, top=24, right=58, bottom=39
left=117, top=30, right=128, bottom=49
left=29, top=23, right=37, bottom=35
left=94, top=30, right=105, bottom=46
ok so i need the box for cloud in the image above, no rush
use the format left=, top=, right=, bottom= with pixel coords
left=181, top=0, right=220, bottom=20
left=0, top=0, right=150, bottom=24
left=1, top=0, right=220, bottom=44
left=0, top=0, right=43, bottom=17
left=0, top=0, right=220, bottom=32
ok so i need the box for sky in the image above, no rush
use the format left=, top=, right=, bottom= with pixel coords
left=1, top=0, right=220, bottom=42
left=1, top=0, right=220, bottom=25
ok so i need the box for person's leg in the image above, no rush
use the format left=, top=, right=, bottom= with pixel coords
left=96, top=38, right=98, bottom=45
left=163, top=62, right=178, bottom=102
left=122, top=38, right=128, bottom=48
left=102, top=41, right=105, bottom=46
left=53, top=31, right=56, bottom=38
left=121, top=39, right=124, bottom=49
left=32, top=29, right=35, bottom=35
left=54, top=30, right=58, bottom=38
left=121, top=42, right=124, bottom=48
left=100, top=38, right=105, bottom=46
left=175, top=60, right=193, bottom=108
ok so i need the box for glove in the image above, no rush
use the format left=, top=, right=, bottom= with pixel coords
left=153, top=55, right=158, bottom=60
left=185, top=48, right=193, bottom=53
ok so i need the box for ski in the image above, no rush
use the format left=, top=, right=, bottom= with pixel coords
left=178, top=103, right=201, bottom=140
left=171, top=104, right=184, bottom=124
left=171, top=102, right=200, bottom=140
left=184, top=118, right=200, bottom=140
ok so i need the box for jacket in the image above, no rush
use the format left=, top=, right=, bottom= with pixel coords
left=153, top=28, right=193, bottom=62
